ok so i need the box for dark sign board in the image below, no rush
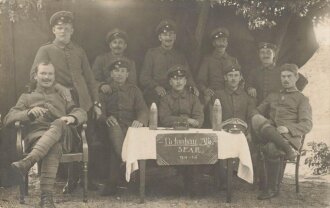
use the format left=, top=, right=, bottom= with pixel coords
left=156, top=133, right=218, bottom=165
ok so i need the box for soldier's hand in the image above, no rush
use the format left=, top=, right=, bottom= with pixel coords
left=60, top=116, right=76, bottom=125
left=28, top=107, right=48, bottom=118
left=191, top=86, right=200, bottom=97
left=131, top=120, right=143, bottom=128
left=93, top=106, right=102, bottom=120
left=204, top=88, right=215, bottom=97
left=187, top=118, right=199, bottom=128
left=277, top=126, right=289, bottom=134
left=155, top=86, right=166, bottom=97
left=54, top=83, right=72, bottom=102
left=106, top=116, right=119, bottom=127
left=247, top=87, right=257, bottom=98
left=100, top=84, right=112, bottom=94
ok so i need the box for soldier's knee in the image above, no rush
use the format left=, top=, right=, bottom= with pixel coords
left=51, top=119, right=68, bottom=131
left=251, top=114, right=271, bottom=133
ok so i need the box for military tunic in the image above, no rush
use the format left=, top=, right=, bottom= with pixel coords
left=3, top=87, right=87, bottom=148
left=256, top=88, right=313, bottom=149
left=31, top=40, right=99, bottom=111
left=140, top=46, right=195, bottom=90
left=212, top=87, right=255, bottom=123
left=100, top=83, right=148, bottom=128
left=197, top=51, right=238, bottom=93
left=159, top=89, right=204, bottom=128
left=246, top=64, right=282, bottom=105
left=92, top=52, right=137, bottom=85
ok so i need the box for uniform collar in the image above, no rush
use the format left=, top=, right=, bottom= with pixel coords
left=170, top=88, right=188, bottom=98
left=53, top=39, right=74, bottom=49
left=280, top=87, right=299, bottom=93
left=212, top=50, right=229, bottom=59
left=158, top=46, right=174, bottom=54
left=106, top=52, right=124, bottom=59
left=110, top=82, right=130, bottom=92
left=261, top=63, right=276, bottom=70
left=225, top=85, right=243, bottom=95
left=34, top=85, right=56, bottom=94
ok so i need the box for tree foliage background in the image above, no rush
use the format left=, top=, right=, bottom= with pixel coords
left=1, top=0, right=330, bottom=29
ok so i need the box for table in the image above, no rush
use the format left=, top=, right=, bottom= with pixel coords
left=122, top=127, right=253, bottom=203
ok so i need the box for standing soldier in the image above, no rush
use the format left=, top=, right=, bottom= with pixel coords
left=246, top=42, right=308, bottom=105
left=99, top=57, right=148, bottom=195
left=197, top=27, right=239, bottom=105
left=30, top=11, right=101, bottom=193
left=252, top=64, right=312, bottom=200
left=140, top=19, right=198, bottom=107
left=246, top=42, right=282, bottom=105
left=92, top=28, right=137, bottom=94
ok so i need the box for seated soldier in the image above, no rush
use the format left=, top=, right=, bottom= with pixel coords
left=211, top=62, right=255, bottom=128
left=99, top=57, right=148, bottom=196
left=4, top=61, right=87, bottom=208
left=159, top=64, right=204, bottom=195
left=251, top=64, right=313, bottom=200
left=210, top=62, right=255, bottom=189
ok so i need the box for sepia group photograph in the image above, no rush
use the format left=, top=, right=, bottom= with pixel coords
left=0, top=0, right=329, bottom=207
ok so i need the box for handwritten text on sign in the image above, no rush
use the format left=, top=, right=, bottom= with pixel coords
left=156, top=133, right=218, bottom=165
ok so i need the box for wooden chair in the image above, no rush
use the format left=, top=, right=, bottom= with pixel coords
left=15, top=121, right=89, bottom=204
left=258, top=135, right=306, bottom=193
left=278, top=135, right=306, bottom=193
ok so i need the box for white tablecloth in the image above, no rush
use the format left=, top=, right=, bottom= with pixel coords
left=122, top=127, right=254, bottom=184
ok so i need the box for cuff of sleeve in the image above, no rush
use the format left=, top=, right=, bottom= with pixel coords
left=68, top=115, right=78, bottom=125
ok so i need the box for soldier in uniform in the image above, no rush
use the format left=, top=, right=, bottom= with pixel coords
left=30, top=11, right=101, bottom=193
left=159, top=64, right=204, bottom=195
left=139, top=19, right=198, bottom=107
left=197, top=27, right=239, bottom=105
left=4, top=61, right=87, bottom=208
left=251, top=63, right=312, bottom=200
left=210, top=62, right=255, bottom=189
left=211, top=62, right=255, bottom=125
left=246, top=42, right=308, bottom=105
left=92, top=28, right=137, bottom=94
left=99, top=57, right=148, bottom=196
left=246, top=42, right=282, bottom=105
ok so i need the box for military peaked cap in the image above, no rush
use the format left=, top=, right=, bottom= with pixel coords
left=107, top=57, right=130, bottom=71
left=223, top=62, right=241, bottom=75
left=167, top=64, right=187, bottom=79
left=50, top=11, right=74, bottom=27
left=106, top=28, right=128, bottom=43
left=210, top=27, right=229, bottom=39
left=280, top=63, right=299, bottom=74
left=258, top=42, right=277, bottom=51
left=156, top=19, right=177, bottom=35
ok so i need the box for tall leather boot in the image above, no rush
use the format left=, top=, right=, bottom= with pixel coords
left=260, top=126, right=297, bottom=161
left=39, top=191, right=56, bottom=208
left=257, top=157, right=281, bottom=200
left=268, top=157, right=281, bottom=197
left=11, top=155, right=38, bottom=177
